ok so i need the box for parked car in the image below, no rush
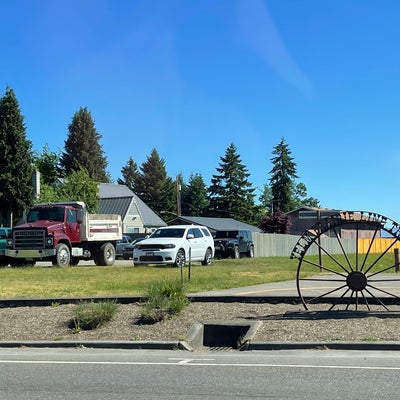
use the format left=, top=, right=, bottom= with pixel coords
left=133, top=225, right=214, bottom=267
left=0, top=227, right=12, bottom=266
left=122, top=238, right=145, bottom=260
left=214, top=230, right=254, bottom=259
left=115, top=235, right=132, bottom=259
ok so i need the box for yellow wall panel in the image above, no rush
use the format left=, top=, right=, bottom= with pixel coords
left=358, top=238, right=400, bottom=254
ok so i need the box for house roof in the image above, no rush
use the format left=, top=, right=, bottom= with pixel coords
left=98, top=183, right=166, bottom=228
left=167, top=216, right=262, bottom=232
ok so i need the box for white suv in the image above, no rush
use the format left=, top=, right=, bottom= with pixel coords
left=133, top=225, right=214, bottom=267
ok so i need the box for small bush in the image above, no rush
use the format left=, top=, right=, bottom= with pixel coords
left=138, top=280, right=189, bottom=324
left=72, top=300, right=119, bottom=331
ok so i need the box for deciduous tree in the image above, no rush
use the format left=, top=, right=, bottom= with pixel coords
left=32, top=144, right=61, bottom=185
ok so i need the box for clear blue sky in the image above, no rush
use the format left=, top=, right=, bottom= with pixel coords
left=1, top=0, right=400, bottom=222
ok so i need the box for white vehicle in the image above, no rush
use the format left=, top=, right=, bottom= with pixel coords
left=133, top=225, right=214, bottom=267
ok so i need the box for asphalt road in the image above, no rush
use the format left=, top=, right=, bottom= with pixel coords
left=1, top=348, right=400, bottom=399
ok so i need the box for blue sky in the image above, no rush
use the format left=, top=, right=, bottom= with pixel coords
left=1, top=0, right=400, bottom=222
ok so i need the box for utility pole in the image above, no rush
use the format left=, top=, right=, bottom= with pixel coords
left=176, top=176, right=181, bottom=216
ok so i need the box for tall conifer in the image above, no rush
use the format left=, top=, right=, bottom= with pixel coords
left=208, top=143, right=256, bottom=223
left=0, top=87, right=33, bottom=225
left=60, top=107, right=109, bottom=182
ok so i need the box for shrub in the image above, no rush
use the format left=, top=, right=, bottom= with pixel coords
left=138, top=280, right=189, bottom=324
left=72, top=300, right=119, bottom=331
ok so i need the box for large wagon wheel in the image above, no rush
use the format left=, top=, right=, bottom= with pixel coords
left=290, top=211, right=400, bottom=311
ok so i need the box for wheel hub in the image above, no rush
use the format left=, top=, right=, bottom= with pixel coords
left=346, top=271, right=368, bottom=291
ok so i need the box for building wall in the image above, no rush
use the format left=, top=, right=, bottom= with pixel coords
left=122, top=201, right=143, bottom=233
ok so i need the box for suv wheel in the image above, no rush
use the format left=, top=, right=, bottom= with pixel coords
left=201, top=248, right=212, bottom=266
left=173, top=249, right=186, bottom=268
left=247, top=245, right=254, bottom=258
left=232, top=246, right=240, bottom=259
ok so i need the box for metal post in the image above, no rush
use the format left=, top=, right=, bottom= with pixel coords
left=317, top=209, right=322, bottom=271
left=394, top=248, right=399, bottom=273
left=188, top=247, right=191, bottom=281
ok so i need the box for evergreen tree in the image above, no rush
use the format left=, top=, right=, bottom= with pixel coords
left=181, top=173, right=209, bottom=216
left=117, top=156, right=140, bottom=192
left=32, top=144, right=61, bottom=185
left=0, top=87, right=33, bottom=225
left=269, top=138, right=298, bottom=212
left=258, top=183, right=273, bottom=214
left=134, top=149, right=175, bottom=214
left=60, top=107, right=109, bottom=182
left=292, top=182, right=320, bottom=208
left=208, top=143, right=256, bottom=224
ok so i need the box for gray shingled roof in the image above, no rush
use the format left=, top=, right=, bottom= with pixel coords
left=168, top=216, right=261, bottom=232
left=98, top=183, right=166, bottom=228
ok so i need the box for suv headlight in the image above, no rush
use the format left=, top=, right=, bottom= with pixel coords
left=163, top=244, right=176, bottom=249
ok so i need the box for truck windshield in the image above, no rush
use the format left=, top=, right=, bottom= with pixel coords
left=27, top=207, right=65, bottom=222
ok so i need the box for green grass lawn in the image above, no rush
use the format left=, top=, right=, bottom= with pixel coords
left=0, top=257, right=300, bottom=299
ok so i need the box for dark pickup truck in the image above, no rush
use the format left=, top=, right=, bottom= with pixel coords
left=214, top=230, right=254, bottom=259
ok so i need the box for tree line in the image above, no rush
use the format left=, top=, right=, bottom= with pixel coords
left=0, top=86, right=319, bottom=231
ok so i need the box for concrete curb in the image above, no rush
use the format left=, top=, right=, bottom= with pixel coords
left=0, top=340, right=192, bottom=351
left=1, top=340, right=399, bottom=351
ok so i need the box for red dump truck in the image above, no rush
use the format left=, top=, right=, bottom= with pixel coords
left=5, top=201, right=122, bottom=267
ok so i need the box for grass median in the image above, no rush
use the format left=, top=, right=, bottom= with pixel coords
left=0, top=257, right=300, bottom=299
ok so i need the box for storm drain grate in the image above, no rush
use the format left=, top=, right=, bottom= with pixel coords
left=186, top=320, right=262, bottom=351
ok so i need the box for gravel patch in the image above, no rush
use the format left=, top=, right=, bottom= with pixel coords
left=1, top=302, right=400, bottom=343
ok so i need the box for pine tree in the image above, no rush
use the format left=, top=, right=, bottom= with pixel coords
left=60, top=107, right=109, bottom=182
left=269, top=138, right=298, bottom=212
left=0, top=87, right=33, bottom=225
left=208, top=143, right=255, bottom=223
left=134, top=149, right=175, bottom=214
left=117, top=156, right=140, bottom=192
left=181, top=173, right=209, bottom=216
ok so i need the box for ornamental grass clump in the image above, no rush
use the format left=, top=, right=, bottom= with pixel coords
left=72, top=300, right=119, bottom=331
left=138, top=280, right=189, bottom=324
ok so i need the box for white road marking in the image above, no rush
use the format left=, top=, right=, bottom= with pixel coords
left=1, top=359, right=400, bottom=370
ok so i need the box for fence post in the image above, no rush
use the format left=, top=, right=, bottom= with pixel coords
left=394, top=249, right=399, bottom=273
left=188, top=247, right=191, bottom=281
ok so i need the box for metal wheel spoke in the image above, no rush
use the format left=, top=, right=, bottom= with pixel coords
left=300, top=257, right=349, bottom=277
left=366, top=283, right=400, bottom=300
left=332, top=226, right=353, bottom=270
left=293, top=210, right=400, bottom=312
left=360, top=291, right=371, bottom=311
left=367, top=263, right=399, bottom=277
left=359, top=224, right=381, bottom=272
left=363, top=239, right=399, bottom=274
left=327, top=288, right=351, bottom=311
left=303, top=284, right=348, bottom=304
left=363, top=288, right=391, bottom=311
left=299, top=277, right=347, bottom=282
left=369, top=277, right=400, bottom=283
